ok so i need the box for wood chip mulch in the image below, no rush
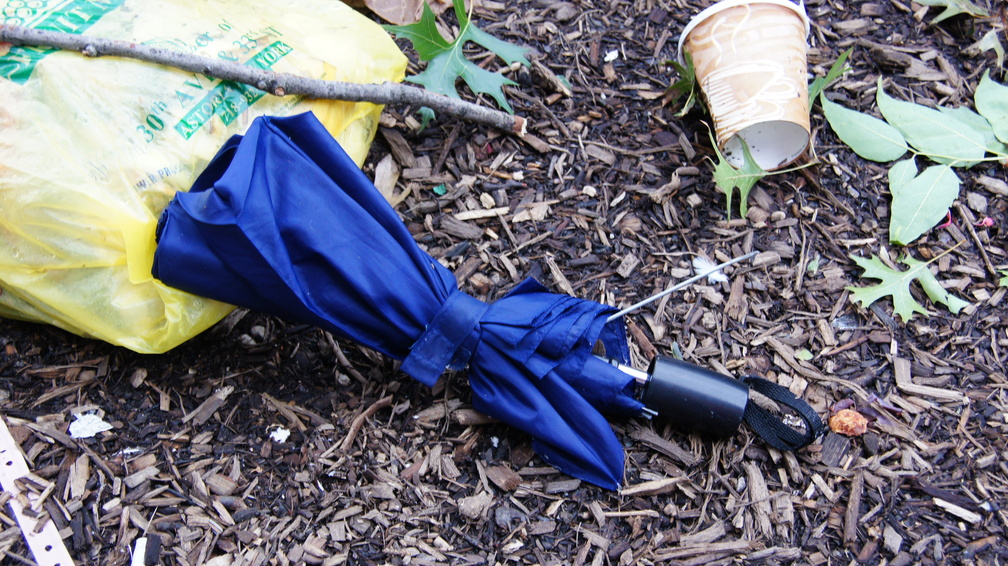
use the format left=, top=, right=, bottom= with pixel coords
left=2, top=0, right=1007, bottom=564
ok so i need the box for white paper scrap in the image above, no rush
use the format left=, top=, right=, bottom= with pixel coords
left=69, top=413, right=114, bottom=439
left=269, top=426, right=291, bottom=443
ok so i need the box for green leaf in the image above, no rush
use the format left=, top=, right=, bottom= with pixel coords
left=1000, top=270, right=1008, bottom=287
left=710, top=132, right=766, bottom=218
left=938, top=106, right=1008, bottom=156
left=384, top=2, right=451, bottom=59
left=449, top=0, right=530, bottom=65
left=889, top=164, right=960, bottom=246
left=888, top=157, right=918, bottom=194
left=914, top=0, right=989, bottom=24
left=974, top=29, right=1005, bottom=69
left=809, top=48, right=852, bottom=103
left=975, top=71, right=1008, bottom=145
left=848, top=254, right=968, bottom=321
left=912, top=257, right=970, bottom=314
left=876, top=80, right=988, bottom=166
left=417, top=107, right=436, bottom=131
left=411, top=55, right=518, bottom=112
left=807, top=257, right=820, bottom=273
left=666, top=53, right=698, bottom=117
left=848, top=255, right=930, bottom=321
left=385, top=0, right=530, bottom=113
left=821, top=94, right=908, bottom=162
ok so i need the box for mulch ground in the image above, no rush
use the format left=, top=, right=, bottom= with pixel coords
left=2, top=0, right=1007, bottom=564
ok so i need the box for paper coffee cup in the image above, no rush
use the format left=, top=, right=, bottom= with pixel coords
left=678, top=0, right=811, bottom=170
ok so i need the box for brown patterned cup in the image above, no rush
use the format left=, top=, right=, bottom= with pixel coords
left=678, top=0, right=810, bottom=170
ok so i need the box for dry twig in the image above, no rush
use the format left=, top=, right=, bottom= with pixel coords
left=339, top=395, right=393, bottom=451
left=0, top=24, right=526, bottom=135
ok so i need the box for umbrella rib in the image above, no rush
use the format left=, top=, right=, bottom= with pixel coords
left=605, top=252, right=758, bottom=322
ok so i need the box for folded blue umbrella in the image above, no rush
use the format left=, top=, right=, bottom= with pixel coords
left=153, top=113, right=643, bottom=489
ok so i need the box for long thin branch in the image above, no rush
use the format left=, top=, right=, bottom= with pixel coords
left=0, top=24, right=526, bottom=135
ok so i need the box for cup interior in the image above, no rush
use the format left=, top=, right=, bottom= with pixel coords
left=722, top=121, right=809, bottom=170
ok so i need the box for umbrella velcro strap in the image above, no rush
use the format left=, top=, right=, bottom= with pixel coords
left=741, top=375, right=825, bottom=451
left=402, top=291, right=488, bottom=387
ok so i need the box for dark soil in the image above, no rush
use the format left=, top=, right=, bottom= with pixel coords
left=2, top=0, right=1007, bottom=564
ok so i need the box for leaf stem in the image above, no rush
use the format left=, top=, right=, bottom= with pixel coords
left=903, top=147, right=1008, bottom=163
left=918, top=239, right=966, bottom=263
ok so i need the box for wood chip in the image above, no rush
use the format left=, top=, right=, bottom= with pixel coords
left=454, top=206, right=509, bottom=221
left=893, top=357, right=964, bottom=402
left=531, top=59, right=572, bottom=97
left=616, top=254, right=640, bottom=278
left=574, top=525, right=609, bottom=550
left=441, top=215, right=484, bottom=239
left=379, top=127, right=417, bottom=168
left=585, top=144, right=616, bottom=165
left=752, top=251, right=781, bottom=268
left=485, top=466, right=522, bottom=491
left=620, top=477, right=681, bottom=497
left=844, top=470, right=864, bottom=543
left=182, top=386, right=233, bottom=425
left=933, top=498, right=983, bottom=524
left=124, top=466, right=159, bottom=489
left=679, top=522, right=725, bottom=545
left=545, top=255, right=576, bottom=296
left=129, top=368, right=148, bottom=388
left=205, top=474, right=238, bottom=496
left=68, top=454, right=89, bottom=500
left=628, top=426, right=698, bottom=466
left=545, top=479, right=582, bottom=493
left=745, top=462, right=773, bottom=538
left=652, top=540, right=755, bottom=561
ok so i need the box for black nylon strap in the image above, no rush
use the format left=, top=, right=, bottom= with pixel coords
left=741, top=375, right=825, bottom=451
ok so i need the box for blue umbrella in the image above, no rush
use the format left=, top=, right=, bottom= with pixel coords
left=153, top=113, right=824, bottom=488
left=152, top=112, right=644, bottom=488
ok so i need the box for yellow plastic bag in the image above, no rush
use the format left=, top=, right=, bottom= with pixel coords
left=0, top=0, right=407, bottom=353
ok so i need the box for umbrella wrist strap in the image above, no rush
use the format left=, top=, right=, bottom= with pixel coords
left=401, top=291, right=488, bottom=387
left=741, top=375, right=825, bottom=451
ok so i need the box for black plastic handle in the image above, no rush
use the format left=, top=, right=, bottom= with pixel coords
left=637, top=356, right=824, bottom=450
left=640, top=356, right=750, bottom=437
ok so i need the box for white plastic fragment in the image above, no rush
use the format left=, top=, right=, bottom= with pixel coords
left=604, top=49, right=619, bottom=62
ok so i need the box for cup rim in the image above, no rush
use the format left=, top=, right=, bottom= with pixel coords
left=676, top=0, right=810, bottom=62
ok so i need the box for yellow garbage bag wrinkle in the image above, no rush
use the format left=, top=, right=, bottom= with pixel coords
left=0, top=0, right=408, bottom=353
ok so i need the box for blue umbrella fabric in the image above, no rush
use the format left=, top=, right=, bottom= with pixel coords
left=152, top=113, right=643, bottom=489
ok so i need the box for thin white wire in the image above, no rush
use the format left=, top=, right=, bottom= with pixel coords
left=606, top=251, right=758, bottom=322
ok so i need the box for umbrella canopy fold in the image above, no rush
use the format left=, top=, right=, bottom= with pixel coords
left=153, top=113, right=643, bottom=489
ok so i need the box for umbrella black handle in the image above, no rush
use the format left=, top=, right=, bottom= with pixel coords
left=639, top=356, right=750, bottom=438
left=613, top=355, right=825, bottom=450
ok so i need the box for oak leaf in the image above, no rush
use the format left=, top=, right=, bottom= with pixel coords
left=847, top=254, right=969, bottom=321
left=385, top=0, right=529, bottom=113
